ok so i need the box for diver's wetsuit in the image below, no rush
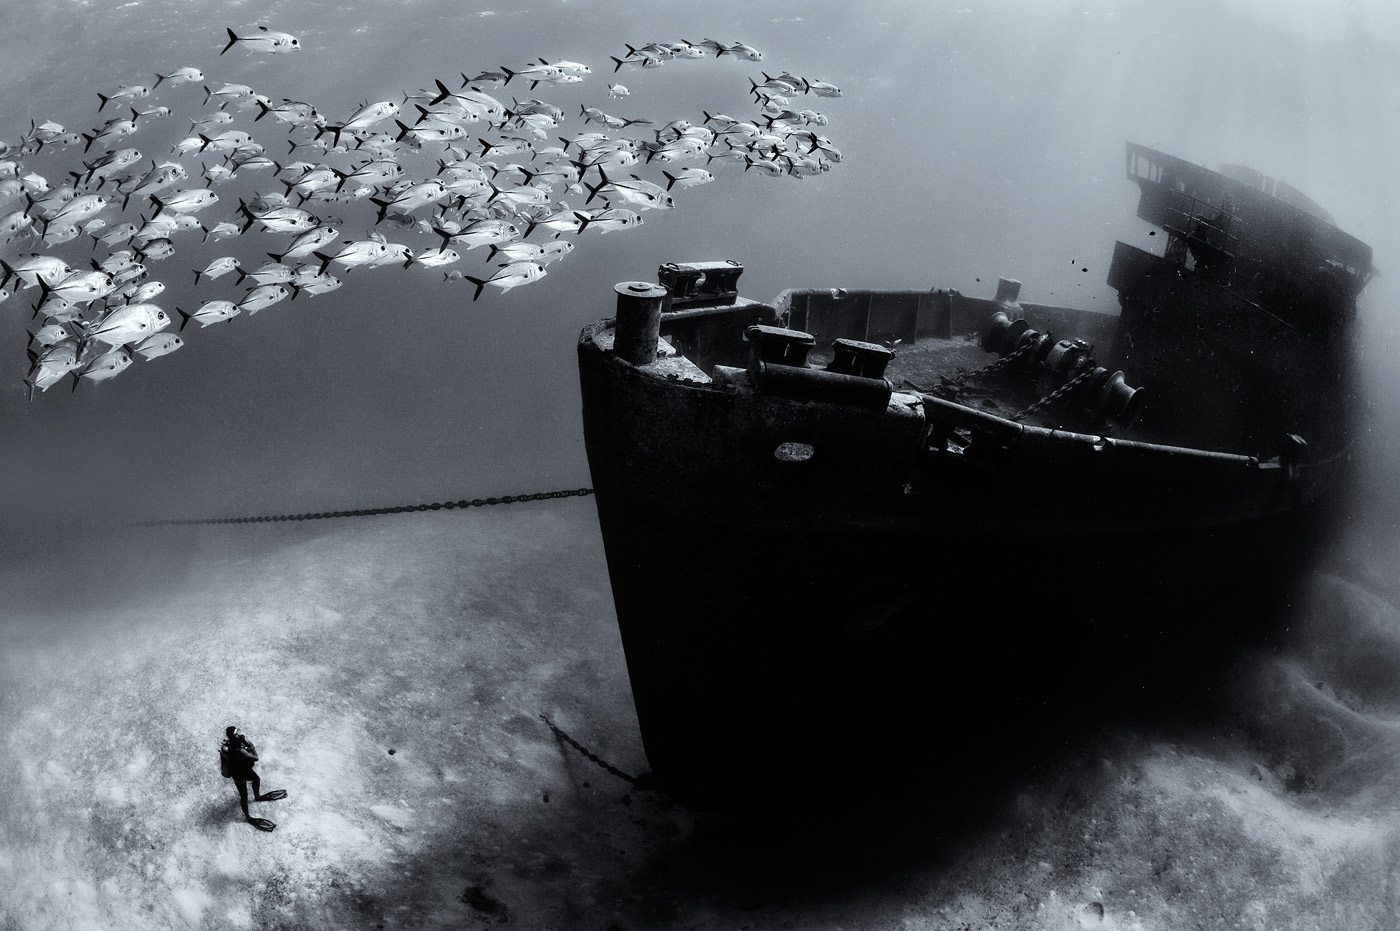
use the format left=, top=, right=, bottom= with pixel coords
left=225, top=736, right=262, bottom=817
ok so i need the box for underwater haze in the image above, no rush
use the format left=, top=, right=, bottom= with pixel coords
left=5, top=0, right=1400, bottom=928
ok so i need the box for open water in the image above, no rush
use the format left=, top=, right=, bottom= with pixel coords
left=4, top=1, right=1400, bottom=928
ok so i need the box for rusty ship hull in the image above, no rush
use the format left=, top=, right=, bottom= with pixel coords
left=578, top=144, right=1374, bottom=808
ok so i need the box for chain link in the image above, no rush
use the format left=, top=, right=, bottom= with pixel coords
left=952, top=336, right=1038, bottom=386
left=539, top=713, right=652, bottom=791
left=1011, top=367, right=1098, bottom=422
left=132, top=487, right=594, bottom=528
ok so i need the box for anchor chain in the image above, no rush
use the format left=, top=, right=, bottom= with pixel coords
left=539, top=713, right=653, bottom=791
left=132, top=487, right=594, bottom=528
left=952, top=336, right=1039, bottom=386
left=1011, top=367, right=1098, bottom=422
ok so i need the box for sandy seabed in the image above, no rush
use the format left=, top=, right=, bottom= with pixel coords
left=2, top=499, right=1400, bottom=930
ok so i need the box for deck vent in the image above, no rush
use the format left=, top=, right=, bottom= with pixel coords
left=827, top=338, right=893, bottom=379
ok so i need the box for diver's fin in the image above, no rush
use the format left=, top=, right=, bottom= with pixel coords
left=258, top=789, right=288, bottom=802
left=247, top=816, right=276, bottom=832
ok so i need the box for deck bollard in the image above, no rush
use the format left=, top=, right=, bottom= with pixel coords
left=613, top=281, right=669, bottom=365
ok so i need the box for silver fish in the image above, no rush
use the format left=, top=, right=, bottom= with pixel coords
left=221, top=27, right=301, bottom=55
left=87, top=302, right=169, bottom=347
left=236, top=283, right=292, bottom=314
left=132, top=332, right=183, bottom=360
left=661, top=167, right=714, bottom=190
left=39, top=268, right=116, bottom=305
left=193, top=256, right=240, bottom=284
left=76, top=348, right=132, bottom=385
left=97, top=85, right=149, bottom=111
left=30, top=323, right=71, bottom=347
left=151, top=188, right=219, bottom=214
left=270, top=224, right=339, bottom=262
left=573, top=207, right=644, bottom=234
left=461, top=261, right=546, bottom=300
left=1, top=255, right=73, bottom=289
left=240, top=203, right=318, bottom=233
left=202, top=221, right=241, bottom=242
left=408, top=246, right=461, bottom=268
left=237, top=261, right=295, bottom=286
left=154, top=66, right=204, bottom=88
left=203, top=84, right=256, bottom=108
left=176, top=300, right=239, bottom=329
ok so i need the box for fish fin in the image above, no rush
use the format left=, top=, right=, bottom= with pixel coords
left=610, top=56, right=625, bottom=73
left=463, top=275, right=486, bottom=301
left=487, top=244, right=500, bottom=262
left=662, top=170, right=678, bottom=191
left=311, top=251, right=332, bottom=275
left=153, top=72, right=166, bottom=89
left=97, top=92, right=110, bottom=112
left=431, top=78, right=452, bottom=105
left=221, top=28, right=239, bottom=55
left=500, top=66, right=515, bottom=85
left=176, top=306, right=191, bottom=331
left=393, top=119, right=411, bottom=143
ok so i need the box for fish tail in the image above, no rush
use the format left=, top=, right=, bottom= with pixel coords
left=192, top=268, right=203, bottom=285
left=254, top=99, right=270, bottom=121
left=311, top=251, right=332, bottom=275
left=662, top=170, right=679, bottom=192
left=431, top=78, right=452, bottom=105
left=487, top=244, right=500, bottom=263
left=176, top=306, right=191, bottom=332
left=370, top=197, right=389, bottom=224
left=393, top=119, right=410, bottom=143
left=153, top=72, right=167, bottom=89
left=582, top=177, right=603, bottom=206
left=610, top=56, right=624, bottom=73
left=97, top=92, right=110, bottom=112
left=573, top=211, right=592, bottom=233
left=81, top=132, right=96, bottom=154
left=500, top=66, right=515, bottom=85
left=463, top=275, right=486, bottom=301
left=202, top=85, right=213, bottom=105
left=221, top=28, right=240, bottom=56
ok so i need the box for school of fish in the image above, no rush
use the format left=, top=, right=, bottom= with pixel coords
left=0, top=29, right=844, bottom=398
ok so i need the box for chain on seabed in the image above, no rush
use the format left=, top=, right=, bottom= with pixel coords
left=133, top=487, right=595, bottom=527
left=539, top=713, right=653, bottom=791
